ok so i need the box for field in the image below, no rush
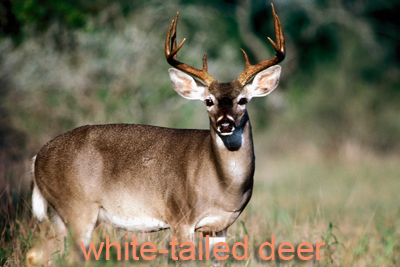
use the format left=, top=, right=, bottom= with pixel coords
left=1, top=141, right=399, bottom=266
left=1, top=0, right=399, bottom=266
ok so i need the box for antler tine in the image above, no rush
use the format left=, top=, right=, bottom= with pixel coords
left=165, top=13, right=214, bottom=86
left=165, top=13, right=181, bottom=61
left=169, top=13, right=177, bottom=59
left=237, top=3, right=285, bottom=86
left=240, top=48, right=252, bottom=69
left=273, top=4, right=285, bottom=54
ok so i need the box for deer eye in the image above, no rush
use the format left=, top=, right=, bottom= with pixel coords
left=238, top=98, right=247, bottom=105
left=205, top=99, right=214, bottom=107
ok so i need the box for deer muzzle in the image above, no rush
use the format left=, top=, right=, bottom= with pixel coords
left=217, top=117, right=236, bottom=135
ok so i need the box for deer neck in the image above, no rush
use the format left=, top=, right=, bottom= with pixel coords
left=209, top=110, right=255, bottom=188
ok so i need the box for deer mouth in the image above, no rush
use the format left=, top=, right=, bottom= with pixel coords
left=217, top=119, right=235, bottom=135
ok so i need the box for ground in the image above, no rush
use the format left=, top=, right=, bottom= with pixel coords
left=1, top=148, right=399, bottom=266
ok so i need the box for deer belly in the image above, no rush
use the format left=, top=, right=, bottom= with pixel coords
left=98, top=208, right=170, bottom=232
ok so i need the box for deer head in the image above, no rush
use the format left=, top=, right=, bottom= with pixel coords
left=165, top=4, right=285, bottom=151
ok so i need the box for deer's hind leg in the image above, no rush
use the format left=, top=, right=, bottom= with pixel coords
left=26, top=211, right=68, bottom=266
left=59, top=202, right=100, bottom=262
left=27, top=203, right=100, bottom=266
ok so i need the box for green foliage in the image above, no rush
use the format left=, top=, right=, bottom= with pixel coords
left=321, top=222, right=344, bottom=264
left=10, top=0, right=107, bottom=31
left=0, top=0, right=400, bottom=156
left=6, top=0, right=87, bottom=39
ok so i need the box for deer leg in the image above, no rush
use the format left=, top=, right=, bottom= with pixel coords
left=172, top=225, right=194, bottom=243
left=65, top=204, right=100, bottom=262
left=170, top=225, right=195, bottom=261
left=202, top=229, right=227, bottom=264
left=26, top=212, right=68, bottom=266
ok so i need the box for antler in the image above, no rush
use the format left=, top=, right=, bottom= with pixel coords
left=237, top=4, right=285, bottom=86
left=165, top=13, right=214, bottom=86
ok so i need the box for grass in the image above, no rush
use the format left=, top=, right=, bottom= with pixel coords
left=1, top=147, right=399, bottom=266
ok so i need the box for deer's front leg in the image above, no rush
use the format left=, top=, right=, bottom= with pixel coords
left=200, top=229, right=227, bottom=263
left=168, top=224, right=196, bottom=262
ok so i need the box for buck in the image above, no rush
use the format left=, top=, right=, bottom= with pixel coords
left=27, top=4, right=285, bottom=265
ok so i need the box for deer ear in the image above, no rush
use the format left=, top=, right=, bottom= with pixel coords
left=169, top=68, right=206, bottom=100
left=245, top=65, right=281, bottom=98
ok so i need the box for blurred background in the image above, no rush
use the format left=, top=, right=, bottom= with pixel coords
left=1, top=0, right=399, bottom=160
left=0, top=0, right=399, bottom=265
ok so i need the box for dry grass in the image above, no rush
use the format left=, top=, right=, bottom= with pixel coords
left=1, top=146, right=399, bottom=266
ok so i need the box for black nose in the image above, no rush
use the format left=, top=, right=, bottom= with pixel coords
left=218, top=118, right=234, bottom=133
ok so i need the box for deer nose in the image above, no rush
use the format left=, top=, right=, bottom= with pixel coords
left=217, top=118, right=235, bottom=134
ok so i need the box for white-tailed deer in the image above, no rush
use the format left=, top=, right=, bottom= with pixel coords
left=27, top=4, right=285, bottom=265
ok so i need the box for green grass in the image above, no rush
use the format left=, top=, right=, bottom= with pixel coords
left=1, top=150, right=399, bottom=266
